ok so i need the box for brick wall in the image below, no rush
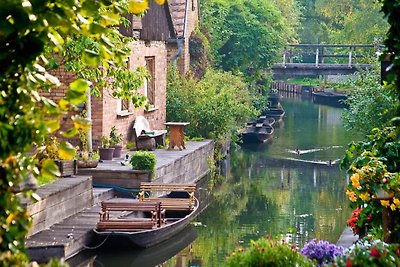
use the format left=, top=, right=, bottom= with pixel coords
left=45, top=40, right=168, bottom=149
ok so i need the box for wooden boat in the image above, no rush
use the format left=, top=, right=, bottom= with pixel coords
left=93, top=196, right=199, bottom=248
left=262, top=107, right=285, bottom=122
left=312, top=90, right=348, bottom=108
left=247, top=117, right=275, bottom=127
left=268, top=92, right=282, bottom=108
left=241, top=124, right=274, bottom=143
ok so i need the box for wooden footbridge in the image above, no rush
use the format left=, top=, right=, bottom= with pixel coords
left=272, top=44, right=384, bottom=76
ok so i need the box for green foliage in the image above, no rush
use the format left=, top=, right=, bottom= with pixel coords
left=341, top=69, right=397, bottom=134
left=109, top=126, right=122, bottom=146
left=189, top=25, right=213, bottom=79
left=380, top=0, right=400, bottom=101
left=167, top=68, right=257, bottom=143
left=101, top=136, right=111, bottom=148
left=0, top=0, right=162, bottom=262
left=200, top=0, right=294, bottom=82
left=341, top=127, right=400, bottom=239
left=126, top=141, right=136, bottom=150
left=298, top=0, right=388, bottom=45
left=129, top=151, right=156, bottom=173
left=226, top=237, right=313, bottom=267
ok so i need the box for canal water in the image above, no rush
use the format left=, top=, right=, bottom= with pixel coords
left=74, top=94, right=360, bottom=267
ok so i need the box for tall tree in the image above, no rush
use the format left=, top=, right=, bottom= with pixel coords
left=201, top=0, right=296, bottom=81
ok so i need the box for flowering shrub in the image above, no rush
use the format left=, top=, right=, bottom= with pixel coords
left=346, top=207, right=372, bottom=235
left=226, top=236, right=313, bottom=267
left=329, top=239, right=400, bottom=267
left=301, top=239, right=344, bottom=266
left=345, top=156, right=400, bottom=210
left=341, top=127, right=400, bottom=239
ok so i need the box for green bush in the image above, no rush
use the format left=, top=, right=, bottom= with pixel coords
left=129, top=151, right=156, bottom=173
left=167, top=68, right=257, bottom=143
left=226, top=236, right=313, bottom=267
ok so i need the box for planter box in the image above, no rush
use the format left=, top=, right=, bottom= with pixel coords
left=77, top=160, right=99, bottom=168
left=55, top=160, right=77, bottom=177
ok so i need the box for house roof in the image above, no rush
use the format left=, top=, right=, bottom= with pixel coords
left=168, top=0, right=187, bottom=38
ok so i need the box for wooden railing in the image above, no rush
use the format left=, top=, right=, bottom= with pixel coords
left=282, top=44, right=384, bottom=67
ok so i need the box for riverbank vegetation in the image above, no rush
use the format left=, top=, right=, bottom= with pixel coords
left=0, top=0, right=160, bottom=265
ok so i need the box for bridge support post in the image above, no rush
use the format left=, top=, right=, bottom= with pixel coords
left=348, top=47, right=353, bottom=67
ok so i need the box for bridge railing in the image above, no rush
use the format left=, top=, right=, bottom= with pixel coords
left=282, top=44, right=384, bottom=67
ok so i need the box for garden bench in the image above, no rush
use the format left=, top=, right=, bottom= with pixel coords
left=96, top=199, right=162, bottom=230
left=133, top=116, right=167, bottom=150
left=138, top=182, right=196, bottom=211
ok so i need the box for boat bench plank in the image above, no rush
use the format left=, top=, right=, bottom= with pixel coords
left=97, top=220, right=156, bottom=231
left=140, top=182, right=196, bottom=192
left=100, top=200, right=160, bottom=221
left=139, top=182, right=196, bottom=211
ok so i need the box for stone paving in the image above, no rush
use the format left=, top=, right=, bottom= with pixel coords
left=336, top=226, right=358, bottom=248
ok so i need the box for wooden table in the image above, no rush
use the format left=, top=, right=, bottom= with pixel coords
left=164, top=122, right=190, bottom=150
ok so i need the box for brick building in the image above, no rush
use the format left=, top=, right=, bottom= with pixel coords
left=45, top=1, right=199, bottom=148
left=167, top=0, right=199, bottom=73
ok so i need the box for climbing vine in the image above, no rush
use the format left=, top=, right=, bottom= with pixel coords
left=0, top=0, right=163, bottom=265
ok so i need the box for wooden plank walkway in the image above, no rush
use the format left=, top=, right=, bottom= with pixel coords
left=26, top=188, right=112, bottom=263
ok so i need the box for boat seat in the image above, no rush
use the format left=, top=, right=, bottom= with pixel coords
left=139, top=182, right=196, bottom=211
left=96, top=220, right=157, bottom=231
left=98, top=200, right=163, bottom=228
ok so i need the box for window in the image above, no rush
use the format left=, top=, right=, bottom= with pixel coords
left=145, top=56, right=155, bottom=107
left=117, top=98, right=130, bottom=116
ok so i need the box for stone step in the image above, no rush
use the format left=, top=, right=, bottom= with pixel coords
left=92, top=187, right=114, bottom=205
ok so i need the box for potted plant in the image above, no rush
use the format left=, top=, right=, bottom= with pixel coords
left=98, top=135, right=115, bottom=160
left=76, top=129, right=99, bottom=168
left=76, top=150, right=100, bottom=168
left=109, top=126, right=123, bottom=158
left=36, top=136, right=77, bottom=177
left=129, top=151, right=156, bottom=176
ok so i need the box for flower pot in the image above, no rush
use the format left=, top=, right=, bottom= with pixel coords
left=112, top=145, right=123, bottom=158
left=98, top=147, right=115, bottom=160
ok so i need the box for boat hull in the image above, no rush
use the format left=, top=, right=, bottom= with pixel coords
left=262, top=108, right=285, bottom=122
left=241, top=125, right=274, bottom=143
left=93, top=198, right=199, bottom=248
left=312, top=91, right=348, bottom=108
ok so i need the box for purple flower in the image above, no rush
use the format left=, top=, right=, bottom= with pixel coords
left=301, top=239, right=344, bottom=266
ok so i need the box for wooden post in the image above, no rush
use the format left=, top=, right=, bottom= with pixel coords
left=315, top=48, right=319, bottom=67
left=382, top=206, right=394, bottom=243
left=348, top=46, right=353, bottom=67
